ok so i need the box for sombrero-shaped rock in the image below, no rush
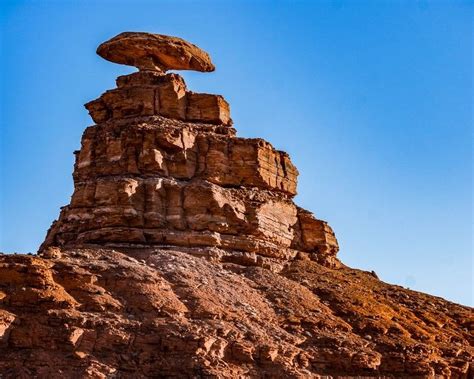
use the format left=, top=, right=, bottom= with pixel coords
left=97, top=32, right=215, bottom=72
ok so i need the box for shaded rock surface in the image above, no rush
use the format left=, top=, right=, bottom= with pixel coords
left=1, top=32, right=472, bottom=378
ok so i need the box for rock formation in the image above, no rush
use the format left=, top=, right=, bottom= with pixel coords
left=0, top=32, right=472, bottom=378
left=97, top=32, right=215, bottom=72
left=40, top=32, right=339, bottom=271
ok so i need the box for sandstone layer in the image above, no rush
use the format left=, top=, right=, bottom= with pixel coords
left=41, top=66, right=338, bottom=270
left=1, top=32, right=472, bottom=378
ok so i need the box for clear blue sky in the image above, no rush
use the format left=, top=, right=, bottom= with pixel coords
left=1, top=1, right=472, bottom=306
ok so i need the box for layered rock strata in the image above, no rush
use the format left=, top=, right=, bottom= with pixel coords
left=41, top=37, right=338, bottom=269
left=2, top=32, right=471, bottom=378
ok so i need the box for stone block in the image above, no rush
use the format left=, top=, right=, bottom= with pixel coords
left=297, top=208, right=339, bottom=258
left=186, top=93, right=231, bottom=125
left=84, top=98, right=109, bottom=124
left=116, top=71, right=166, bottom=88
left=87, top=73, right=233, bottom=126
left=102, top=88, right=155, bottom=119
left=157, top=74, right=187, bottom=120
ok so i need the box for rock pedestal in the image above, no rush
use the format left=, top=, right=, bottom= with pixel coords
left=41, top=33, right=339, bottom=269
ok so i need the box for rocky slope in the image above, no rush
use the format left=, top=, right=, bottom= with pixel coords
left=1, top=32, right=472, bottom=378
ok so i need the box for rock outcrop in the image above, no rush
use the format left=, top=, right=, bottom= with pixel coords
left=1, top=32, right=472, bottom=378
left=40, top=32, right=338, bottom=270
left=1, top=249, right=473, bottom=378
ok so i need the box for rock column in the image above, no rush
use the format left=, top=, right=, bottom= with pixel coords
left=41, top=32, right=339, bottom=269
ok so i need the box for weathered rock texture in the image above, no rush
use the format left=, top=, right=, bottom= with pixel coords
left=0, top=249, right=472, bottom=378
left=1, top=33, right=472, bottom=378
left=97, top=32, right=215, bottom=72
left=42, top=60, right=335, bottom=270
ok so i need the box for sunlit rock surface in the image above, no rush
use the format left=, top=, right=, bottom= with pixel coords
left=1, top=32, right=472, bottom=378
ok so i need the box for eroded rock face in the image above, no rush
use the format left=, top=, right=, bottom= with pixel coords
left=85, top=72, right=230, bottom=125
left=0, top=249, right=472, bottom=378
left=2, top=32, right=472, bottom=378
left=97, top=32, right=215, bottom=72
left=41, top=36, right=333, bottom=268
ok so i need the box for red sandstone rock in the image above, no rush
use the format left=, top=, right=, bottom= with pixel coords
left=186, top=92, right=230, bottom=125
left=97, top=32, right=215, bottom=72
left=0, top=249, right=472, bottom=377
left=1, top=32, right=472, bottom=378
left=85, top=73, right=231, bottom=126
left=297, top=208, right=339, bottom=267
